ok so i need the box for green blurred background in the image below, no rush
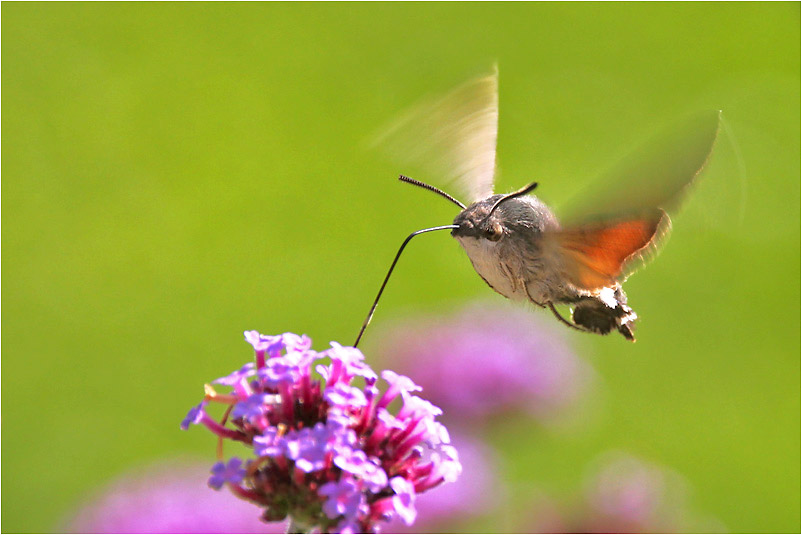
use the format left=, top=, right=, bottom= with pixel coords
left=3, top=2, right=799, bottom=532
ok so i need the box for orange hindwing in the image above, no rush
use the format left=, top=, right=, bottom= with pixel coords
left=556, top=210, right=667, bottom=290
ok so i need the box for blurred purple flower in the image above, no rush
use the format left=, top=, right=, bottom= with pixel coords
left=526, top=453, right=723, bottom=533
left=586, top=455, right=667, bottom=529
left=181, top=331, right=461, bottom=533
left=379, top=302, right=592, bottom=425
left=62, top=460, right=285, bottom=533
left=574, top=454, right=691, bottom=533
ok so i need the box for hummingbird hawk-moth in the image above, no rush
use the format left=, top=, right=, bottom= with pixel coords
left=354, top=69, right=719, bottom=346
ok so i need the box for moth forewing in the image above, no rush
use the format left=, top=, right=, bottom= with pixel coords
left=371, top=69, right=500, bottom=204
left=556, top=110, right=722, bottom=227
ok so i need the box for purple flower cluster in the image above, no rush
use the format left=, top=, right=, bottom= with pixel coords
left=181, top=332, right=461, bottom=533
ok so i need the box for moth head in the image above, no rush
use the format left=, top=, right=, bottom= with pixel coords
left=451, top=198, right=506, bottom=241
left=452, top=182, right=540, bottom=242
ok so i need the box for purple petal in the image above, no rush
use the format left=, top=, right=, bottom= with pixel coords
left=245, top=331, right=312, bottom=358
left=334, top=449, right=388, bottom=493
left=257, top=352, right=313, bottom=387
left=213, top=363, right=256, bottom=386
left=376, top=370, right=421, bottom=410
left=377, top=408, right=406, bottom=430
left=336, top=519, right=361, bottom=533
left=398, top=391, right=442, bottom=420
left=266, top=332, right=312, bottom=357
left=319, top=478, right=363, bottom=520
left=180, top=401, right=207, bottom=430
left=244, top=330, right=271, bottom=352
left=326, top=342, right=366, bottom=368
left=286, top=422, right=351, bottom=473
left=325, top=383, right=368, bottom=408
left=325, top=343, right=378, bottom=385
left=390, top=477, right=417, bottom=526
left=431, top=445, right=461, bottom=483
left=327, top=407, right=356, bottom=430
left=382, top=370, right=421, bottom=394
left=231, top=393, right=274, bottom=421
left=316, top=364, right=331, bottom=382
left=208, top=458, right=246, bottom=490
left=422, top=420, right=450, bottom=447
left=253, top=428, right=283, bottom=457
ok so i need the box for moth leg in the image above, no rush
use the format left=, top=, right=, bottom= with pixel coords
left=501, top=262, right=521, bottom=294
left=547, top=302, right=592, bottom=333
left=477, top=272, right=497, bottom=292
left=523, top=282, right=547, bottom=309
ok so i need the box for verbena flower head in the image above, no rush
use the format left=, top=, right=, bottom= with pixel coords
left=182, top=331, right=461, bottom=533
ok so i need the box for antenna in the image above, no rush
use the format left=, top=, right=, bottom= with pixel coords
left=353, top=224, right=458, bottom=348
left=399, top=175, right=467, bottom=209
left=486, top=181, right=539, bottom=218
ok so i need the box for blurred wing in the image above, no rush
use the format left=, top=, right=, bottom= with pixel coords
left=559, top=110, right=722, bottom=225
left=371, top=69, right=499, bottom=203
left=553, top=209, right=669, bottom=290
left=553, top=110, right=720, bottom=287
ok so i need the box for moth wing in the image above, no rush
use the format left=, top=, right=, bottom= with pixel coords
left=558, top=110, right=721, bottom=225
left=371, top=69, right=499, bottom=203
left=551, top=210, right=669, bottom=291
left=550, top=110, right=720, bottom=290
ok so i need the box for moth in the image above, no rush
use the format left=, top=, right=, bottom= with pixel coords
left=355, top=70, right=719, bottom=346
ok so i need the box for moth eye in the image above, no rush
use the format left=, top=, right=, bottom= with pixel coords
left=484, top=225, right=502, bottom=242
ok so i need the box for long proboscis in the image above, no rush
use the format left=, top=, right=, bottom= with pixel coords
left=353, top=224, right=458, bottom=348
